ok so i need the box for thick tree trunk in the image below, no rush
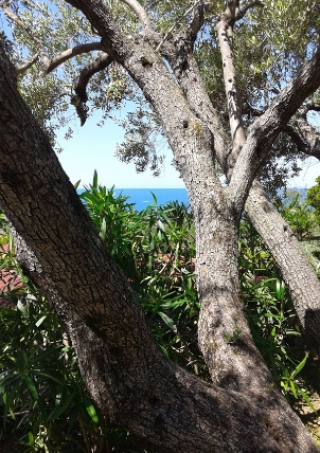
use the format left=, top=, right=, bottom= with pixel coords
left=0, top=40, right=319, bottom=453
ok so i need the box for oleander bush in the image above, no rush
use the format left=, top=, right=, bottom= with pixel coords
left=0, top=174, right=317, bottom=452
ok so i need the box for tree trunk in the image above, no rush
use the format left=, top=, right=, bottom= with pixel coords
left=166, top=38, right=320, bottom=345
left=246, top=181, right=320, bottom=345
left=0, top=28, right=319, bottom=453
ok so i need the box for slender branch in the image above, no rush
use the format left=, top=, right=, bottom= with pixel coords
left=301, top=236, right=320, bottom=242
left=16, top=53, right=39, bottom=76
left=72, top=53, right=113, bottom=126
left=119, top=0, right=153, bottom=31
left=215, top=13, right=246, bottom=165
left=44, top=41, right=103, bottom=75
left=296, top=116, right=320, bottom=160
left=284, top=124, right=309, bottom=154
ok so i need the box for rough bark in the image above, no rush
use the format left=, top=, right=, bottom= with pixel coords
left=1, top=41, right=319, bottom=453
left=245, top=181, right=320, bottom=345
left=164, top=30, right=320, bottom=348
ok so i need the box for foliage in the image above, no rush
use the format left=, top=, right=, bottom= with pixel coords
left=239, top=213, right=312, bottom=405
left=4, top=0, right=320, bottom=189
left=1, top=176, right=317, bottom=451
left=279, top=189, right=320, bottom=272
left=307, top=177, right=320, bottom=225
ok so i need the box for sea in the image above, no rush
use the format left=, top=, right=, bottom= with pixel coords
left=78, top=187, right=306, bottom=212
left=79, top=188, right=189, bottom=211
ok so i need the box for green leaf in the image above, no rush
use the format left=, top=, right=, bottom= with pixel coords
left=85, top=403, right=99, bottom=424
left=74, top=179, right=81, bottom=190
left=93, top=169, right=98, bottom=189
left=35, top=315, right=47, bottom=328
left=159, top=344, right=169, bottom=358
left=24, top=376, right=39, bottom=400
left=290, top=353, right=308, bottom=379
left=289, top=380, right=298, bottom=399
left=48, top=392, right=76, bottom=421
left=158, top=312, right=175, bottom=330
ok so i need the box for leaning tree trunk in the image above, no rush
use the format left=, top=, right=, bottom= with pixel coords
left=0, top=40, right=319, bottom=453
left=246, top=181, right=320, bottom=345
left=166, top=31, right=320, bottom=347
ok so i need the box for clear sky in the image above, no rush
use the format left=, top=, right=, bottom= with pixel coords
left=57, top=112, right=186, bottom=189
left=57, top=113, right=320, bottom=189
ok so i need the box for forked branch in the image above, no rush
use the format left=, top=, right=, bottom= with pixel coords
left=16, top=53, right=39, bottom=75
left=228, top=43, right=320, bottom=217
left=0, top=0, right=103, bottom=76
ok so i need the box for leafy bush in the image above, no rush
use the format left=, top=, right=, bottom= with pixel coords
left=0, top=173, right=316, bottom=451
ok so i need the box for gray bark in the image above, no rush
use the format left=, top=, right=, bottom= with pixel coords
left=164, top=29, right=320, bottom=349
left=0, top=38, right=319, bottom=453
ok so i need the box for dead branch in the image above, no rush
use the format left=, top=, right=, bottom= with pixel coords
left=72, top=53, right=113, bottom=126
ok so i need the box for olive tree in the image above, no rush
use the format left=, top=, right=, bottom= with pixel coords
left=1, top=1, right=320, bottom=451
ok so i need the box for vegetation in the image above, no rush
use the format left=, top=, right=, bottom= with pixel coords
left=1, top=178, right=319, bottom=452
left=2, top=0, right=320, bottom=451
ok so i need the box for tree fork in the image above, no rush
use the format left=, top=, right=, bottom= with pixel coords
left=0, top=39, right=319, bottom=453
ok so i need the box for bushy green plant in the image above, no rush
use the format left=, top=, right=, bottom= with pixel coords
left=80, top=173, right=202, bottom=376
left=0, top=174, right=317, bottom=452
left=239, top=214, right=312, bottom=406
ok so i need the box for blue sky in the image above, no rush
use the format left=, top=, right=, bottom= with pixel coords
left=57, top=113, right=320, bottom=189
left=56, top=112, right=186, bottom=189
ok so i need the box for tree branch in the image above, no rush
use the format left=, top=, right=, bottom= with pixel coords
left=0, top=0, right=50, bottom=69
left=228, top=43, right=320, bottom=217
left=119, top=0, right=153, bottom=32
left=1, top=0, right=103, bottom=76
left=44, top=41, right=103, bottom=75
left=284, top=124, right=310, bottom=154
left=16, top=52, right=39, bottom=76
left=187, top=0, right=206, bottom=40
left=72, top=52, right=113, bottom=126
left=156, top=0, right=204, bottom=52
left=235, top=0, right=264, bottom=22
left=295, top=115, right=320, bottom=160
left=215, top=12, right=246, bottom=165
left=2, top=38, right=320, bottom=452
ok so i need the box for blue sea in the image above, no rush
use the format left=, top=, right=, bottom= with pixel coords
left=80, top=188, right=189, bottom=211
